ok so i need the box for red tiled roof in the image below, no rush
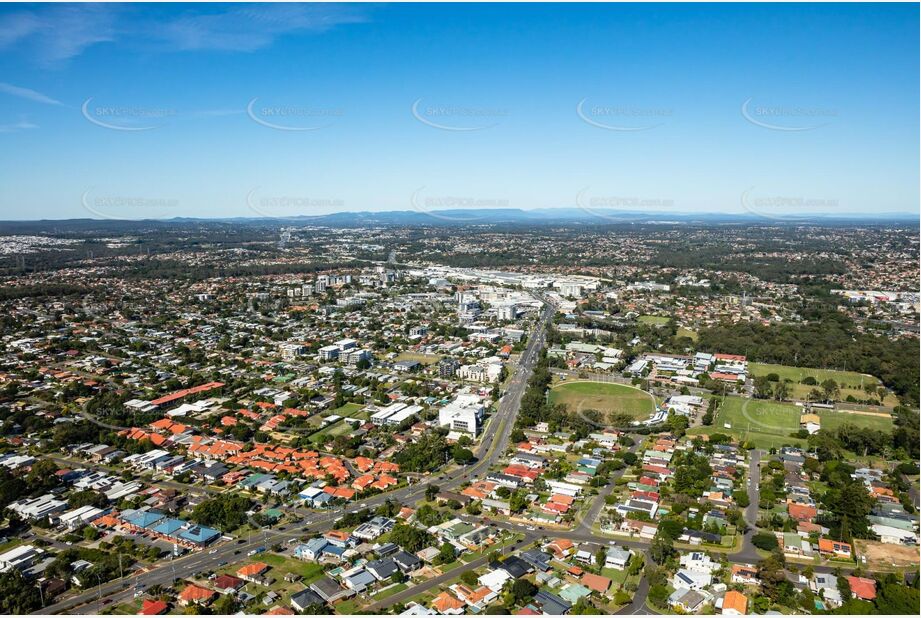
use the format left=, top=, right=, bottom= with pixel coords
left=847, top=576, right=877, bottom=601
left=138, top=599, right=168, bottom=615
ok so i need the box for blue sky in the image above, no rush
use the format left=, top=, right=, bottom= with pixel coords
left=0, top=2, right=917, bottom=220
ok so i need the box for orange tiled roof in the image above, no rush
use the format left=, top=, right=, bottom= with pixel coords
left=237, top=562, right=269, bottom=578
left=179, top=584, right=215, bottom=603
left=432, top=591, right=464, bottom=613
left=581, top=573, right=611, bottom=593
left=722, top=590, right=748, bottom=614
left=352, top=474, right=375, bottom=490
left=818, top=538, right=851, bottom=554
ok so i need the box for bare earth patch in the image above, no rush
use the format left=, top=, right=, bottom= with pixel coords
left=854, top=539, right=920, bottom=570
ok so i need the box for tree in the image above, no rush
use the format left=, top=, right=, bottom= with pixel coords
left=391, top=571, right=407, bottom=584
left=837, top=574, right=853, bottom=602
left=83, top=526, right=101, bottom=541
left=388, top=524, right=434, bottom=553
left=758, top=554, right=792, bottom=601
left=435, top=542, right=456, bottom=565
left=190, top=494, right=253, bottom=532
left=394, top=433, right=450, bottom=472
left=452, top=445, right=474, bottom=465
left=68, top=490, right=109, bottom=509
left=509, top=578, right=537, bottom=604
left=649, top=537, right=674, bottom=565
left=212, top=594, right=239, bottom=614
left=460, top=570, right=479, bottom=587
left=0, top=570, right=42, bottom=613
left=752, top=532, right=778, bottom=551
left=774, top=381, right=790, bottom=401
left=509, top=491, right=528, bottom=514
left=875, top=576, right=921, bottom=614
left=648, top=584, right=669, bottom=608
left=701, top=408, right=714, bottom=426
left=821, top=379, right=840, bottom=402
left=298, top=603, right=333, bottom=615
left=753, top=376, right=773, bottom=399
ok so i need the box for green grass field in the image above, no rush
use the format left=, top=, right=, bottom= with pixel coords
left=330, top=402, right=366, bottom=418
left=395, top=352, right=443, bottom=365
left=677, top=327, right=699, bottom=341
left=549, top=381, right=658, bottom=420
left=687, top=395, right=893, bottom=449
left=748, top=362, right=897, bottom=406
left=308, top=419, right=353, bottom=444
left=816, top=409, right=893, bottom=433
left=638, top=315, right=670, bottom=326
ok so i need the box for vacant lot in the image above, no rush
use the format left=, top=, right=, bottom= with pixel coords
left=395, top=352, right=443, bottom=365
left=549, top=381, right=657, bottom=420
left=638, top=315, right=670, bottom=326
left=854, top=539, right=920, bottom=571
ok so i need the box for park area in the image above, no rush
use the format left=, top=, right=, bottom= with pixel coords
left=688, top=396, right=893, bottom=449
left=549, top=381, right=658, bottom=420
left=748, top=362, right=898, bottom=407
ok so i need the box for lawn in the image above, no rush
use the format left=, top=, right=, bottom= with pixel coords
left=103, top=600, right=142, bottom=615
left=208, top=553, right=327, bottom=607
left=688, top=395, right=893, bottom=449
left=248, top=552, right=326, bottom=585
left=329, top=402, right=365, bottom=417
left=549, top=381, right=658, bottom=420
left=637, top=315, right=670, bottom=326
left=308, top=419, right=353, bottom=444
left=816, top=409, right=893, bottom=433
left=677, top=327, right=699, bottom=341
left=371, top=582, right=409, bottom=601
left=748, top=362, right=897, bottom=406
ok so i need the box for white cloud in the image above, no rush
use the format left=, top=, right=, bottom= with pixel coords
left=0, top=4, right=117, bottom=67
left=0, top=82, right=62, bottom=106
left=0, top=3, right=369, bottom=66
left=0, top=120, right=38, bottom=133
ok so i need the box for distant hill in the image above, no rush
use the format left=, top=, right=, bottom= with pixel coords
left=0, top=207, right=916, bottom=233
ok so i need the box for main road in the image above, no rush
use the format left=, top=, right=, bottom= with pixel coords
left=37, top=295, right=557, bottom=615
